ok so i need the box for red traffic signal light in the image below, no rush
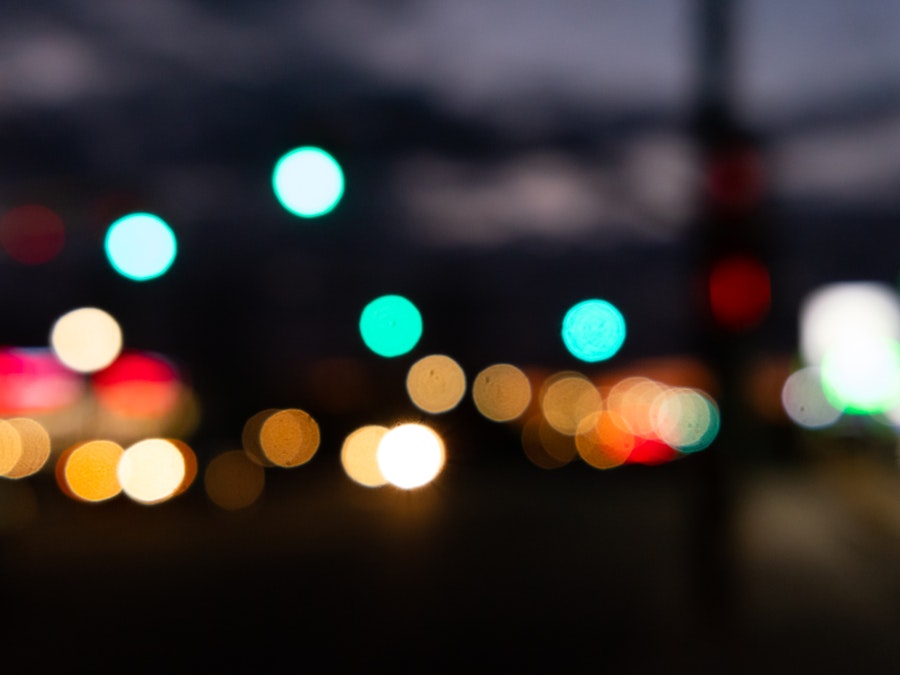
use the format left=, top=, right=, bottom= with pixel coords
left=707, top=253, right=771, bottom=332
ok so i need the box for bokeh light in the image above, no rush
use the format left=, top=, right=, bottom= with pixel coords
left=561, top=299, right=626, bottom=362
left=272, top=146, right=344, bottom=218
left=625, top=438, right=681, bottom=466
left=341, top=425, right=389, bottom=487
left=606, top=377, right=667, bottom=440
left=377, top=423, right=445, bottom=489
left=406, top=354, right=466, bottom=414
left=708, top=254, right=771, bottom=331
left=652, top=388, right=719, bottom=452
left=168, top=439, right=198, bottom=497
left=800, top=282, right=900, bottom=366
left=575, top=411, right=633, bottom=469
left=51, top=307, right=123, bottom=373
left=359, top=295, right=423, bottom=358
left=205, top=450, right=265, bottom=511
left=540, top=372, right=602, bottom=435
left=0, top=421, right=23, bottom=476
left=0, top=204, right=65, bottom=264
left=3, top=418, right=51, bottom=478
left=258, top=408, right=320, bottom=468
left=472, top=363, right=532, bottom=422
left=781, top=366, right=842, bottom=429
left=117, top=438, right=186, bottom=505
left=0, top=348, right=82, bottom=415
left=92, top=351, right=182, bottom=419
left=521, top=416, right=575, bottom=469
left=820, top=338, right=900, bottom=414
left=58, top=440, right=124, bottom=502
left=242, top=409, right=278, bottom=467
left=104, top=212, right=177, bottom=281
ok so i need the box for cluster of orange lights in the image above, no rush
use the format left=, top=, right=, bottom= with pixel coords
left=520, top=371, right=719, bottom=469
left=0, top=350, right=722, bottom=512
left=0, top=300, right=725, bottom=513
left=57, top=437, right=196, bottom=505
left=203, top=408, right=321, bottom=511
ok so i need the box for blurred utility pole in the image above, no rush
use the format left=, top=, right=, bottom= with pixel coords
left=697, top=0, right=734, bottom=119
left=692, top=0, right=771, bottom=663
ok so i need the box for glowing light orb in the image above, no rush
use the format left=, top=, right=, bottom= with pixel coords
left=406, top=354, right=466, bottom=414
left=821, top=338, right=900, bottom=414
left=92, top=351, right=182, bottom=419
left=377, top=423, right=445, bottom=489
left=167, top=439, right=198, bottom=497
left=4, top=418, right=51, bottom=478
left=652, top=388, right=719, bottom=453
left=117, top=438, right=186, bottom=505
left=359, top=295, right=422, bottom=358
left=708, top=255, right=770, bottom=332
left=472, top=364, right=532, bottom=422
left=781, top=367, right=842, bottom=429
left=105, top=212, right=177, bottom=281
left=575, top=411, right=632, bottom=470
left=0, top=347, right=82, bottom=415
left=258, top=408, right=320, bottom=468
left=0, top=421, right=23, bottom=476
left=59, top=440, right=124, bottom=502
left=800, top=282, right=900, bottom=366
left=51, top=307, right=123, bottom=373
left=540, top=372, right=602, bottom=435
left=341, top=425, right=389, bottom=487
left=521, top=416, right=575, bottom=469
left=561, top=299, right=626, bottom=362
left=205, top=450, right=265, bottom=511
left=273, top=146, right=344, bottom=218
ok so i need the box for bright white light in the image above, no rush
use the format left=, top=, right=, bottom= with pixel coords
left=50, top=307, right=122, bottom=373
left=821, top=338, right=900, bottom=414
left=800, top=282, right=900, bottom=366
left=376, top=423, right=445, bottom=489
left=117, top=438, right=186, bottom=505
left=272, top=147, right=344, bottom=218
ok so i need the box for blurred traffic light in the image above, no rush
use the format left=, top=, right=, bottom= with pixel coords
left=698, top=122, right=771, bottom=335
left=708, top=253, right=770, bottom=332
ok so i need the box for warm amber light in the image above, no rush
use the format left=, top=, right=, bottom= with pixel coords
left=3, top=417, right=51, bottom=478
left=50, top=307, right=123, bottom=373
left=205, top=450, right=265, bottom=511
left=0, top=420, right=23, bottom=476
left=259, top=408, right=320, bottom=468
left=406, top=354, right=467, bottom=414
left=575, top=411, right=633, bottom=469
left=59, top=440, right=124, bottom=502
left=242, top=409, right=278, bottom=466
left=377, top=423, right=445, bottom=489
left=118, top=438, right=186, bottom=505
left=606, top=377, right=667, bottom=439
left=540, top=372, right=602, bottom=435
left=521, top=416, right=572, bottom=469
left=167, top=439, right=198, bottom=496
left=341, top=425, right=389, bottom=487
left=472, top=364, right=531, bottom=422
